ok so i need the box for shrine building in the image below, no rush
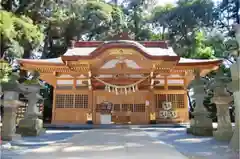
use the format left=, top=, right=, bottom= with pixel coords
left=18, top=39, right=221, bottom=125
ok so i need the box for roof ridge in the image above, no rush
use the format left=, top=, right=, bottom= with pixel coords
left=74, top=40, right=168, bottom=48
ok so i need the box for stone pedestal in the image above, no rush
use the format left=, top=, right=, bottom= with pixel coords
left=1, top=91, right=20, bottom=141
left=211, top=87, right=233, bottom=141
left=17, top=115, right=43, bottom=136
left=187, top=71, right=213, bottom=136
left=17, top=84, right=43, bottom=136
left=2, top=107, right=17, bottom=141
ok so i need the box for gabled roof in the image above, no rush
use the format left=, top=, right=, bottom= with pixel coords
left=61, top=40, right=179, bottom=61
left=18, top=40, right=222, bottom=66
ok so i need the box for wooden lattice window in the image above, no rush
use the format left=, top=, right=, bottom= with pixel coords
left=122, top=104, right=128, bottom=112
left=134, top=104, right=145, bottom=112
left=155, top=94, right=166, bottom=109
left=56, top=94, right=65, bottom=108
left=122, top=104, right=134, bottom=112
left=113, top=104, right=120, bottom=111
left=55, top=94, right=88, bottom=108
left=129, top=104, right=134, bottom=112
left=65, top=94, right=74, bottom=108
left=174, top=94, right=184, bottom=108
left=155, top=94, right=185, bottom=109
left=75, top=94, right=88, bottom=108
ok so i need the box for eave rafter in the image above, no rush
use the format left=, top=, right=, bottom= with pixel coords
left=64, top=61, right=90, bottom=73
left=149, top=60, right=180, bottom=89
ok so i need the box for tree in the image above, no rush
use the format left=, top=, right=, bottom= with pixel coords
left=150, top=3, right=175, bottom=40
left=0, top=10, right=43, bottom=61
left=215, top=0, right=240, bottom=34
left=151, top=0, right=215, bottom=57
left=193, top=31, right=215, bottom=59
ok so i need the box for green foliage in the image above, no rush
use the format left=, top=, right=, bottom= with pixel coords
left=193, top=31, right=215, bottom=59
left=0, top=59, right=12, bottom=82
left=151, top=0, right=215, bottom=56
left=23, top=79, right=40, bottom=85
left=0, top=10, right=43, bottom=58
left=206, top=32, right=238, bottom=58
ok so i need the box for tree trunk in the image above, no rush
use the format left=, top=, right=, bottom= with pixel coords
left=41, top=25, right=50, bottom=59
left=19, top=45, right=31, bottom=82
left=162, top=26, right=165, bottom=40
left=0, top=41, right=6, bottom=59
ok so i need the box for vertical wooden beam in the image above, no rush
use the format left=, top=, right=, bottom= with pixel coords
left=73, top=77, right=77, bottom=89
left=51, top=88, right=56, bottom=124
left=164, top=76, right=168, bottom=90
left=88, top=71, right=92, bottom=90
left=92, top=90, right=96, bottom=124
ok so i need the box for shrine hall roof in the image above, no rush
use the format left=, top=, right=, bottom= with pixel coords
left=18, top=57, right=221, bottom=64
left=18, top=40, right=222, bottom=65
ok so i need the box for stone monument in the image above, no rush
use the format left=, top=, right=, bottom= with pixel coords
left=17, top=81, right=44, bottom=136
left=229, top=24, right=240, bottom=151
left=187, top=69, right=213, bottom=136
left=210, top=70, right=233, bottom=141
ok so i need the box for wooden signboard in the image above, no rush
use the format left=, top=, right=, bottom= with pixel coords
left=97, top=101, right=113, bottom=114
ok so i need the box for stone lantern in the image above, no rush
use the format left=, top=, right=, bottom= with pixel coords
left=228, top=24, right=240, bottom=151
left=17, top=81, right=44, bottom=136
left=210, top=70, right=233, bottom=141
left=1, top=73, right=24, bottom=141
left=187, top=69, right=213, bottom=136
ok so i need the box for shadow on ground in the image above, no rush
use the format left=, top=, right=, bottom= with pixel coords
left=11, top=130, right=85, bottom=149
left=144, top=128, right=239, bottom=159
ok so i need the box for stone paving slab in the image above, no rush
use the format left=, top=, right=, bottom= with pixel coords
left=2, top=129, right=189, bottom=159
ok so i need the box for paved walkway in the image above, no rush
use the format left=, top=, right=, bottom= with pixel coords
left=3, top=129, right=188, bottom=159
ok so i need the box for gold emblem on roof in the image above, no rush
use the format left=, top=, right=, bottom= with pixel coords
left=109, top=49, right=132, bottom=61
